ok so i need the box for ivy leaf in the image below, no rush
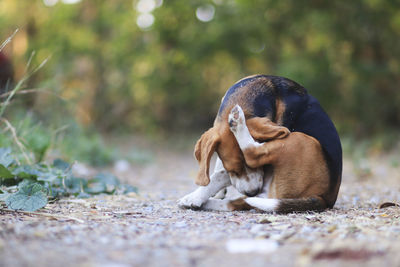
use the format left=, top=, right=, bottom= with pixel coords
left=37, top=171, right=59, bottom=183
left=84, top=173, right=119, bottom=194
left=76, top=191, right=91, bottom=199
left=53, top=159, right=70, bottom=171
left=84, top=180, right=107, bottom=194
left=118, top=184, right=138, bottom=194
left=18, top=179, right=36, bottom=188
left=0, top=164, right=13, bottom=179
left=5, top=183, right=47, bottom=211
left=0, top=147, right=14, bottom=179
left=0, top=147, right=14, bottom=168
left=0, top=192, right=9, bottom=201
left=12, top=165, right=42, bottom=179
left=94, top=173, right=120, bottom=186
left=92, top=173, right=120, bottom=193
left=64, top=176, right=87, bottom=194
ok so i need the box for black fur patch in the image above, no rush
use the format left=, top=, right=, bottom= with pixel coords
left=218, top=75, right=342, bottom=197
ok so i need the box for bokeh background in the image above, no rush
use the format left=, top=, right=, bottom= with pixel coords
left=0, top=0, right=399, bottom=165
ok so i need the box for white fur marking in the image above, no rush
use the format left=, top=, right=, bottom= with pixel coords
left=229, top=166, right=263, bottom=196
left=202, top=199, right=231, bottom=211
left=244, top=198, right=279, bottom=212
left=229, top=105, right=260, bottom=150
left=178, top=156, right=231, bottom=209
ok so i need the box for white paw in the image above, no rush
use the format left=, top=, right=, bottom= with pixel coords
left=228, top=105, right=245, bottom=133
left=177, top=191, right=207, bottom=209
left=228, top=105, right=257, bottom=150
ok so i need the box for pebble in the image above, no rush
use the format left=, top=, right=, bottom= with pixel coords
left=174, top=221, right=188, bottom=228
left=225, top=239, right=279, bottom=253
left=114, top=160, right=131, bottom=173
left=2, top=154, right=400, bottom=267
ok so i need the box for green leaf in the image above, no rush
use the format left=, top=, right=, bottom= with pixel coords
left=5, top=183, right=47, bottom=211
left=0, top=192, right=9, bottom=201
left=0, top=147, right=14, bottom=179
left=37, top=165, right=70, bottom=183
left=0, top=147, right=14, bottom=168
left=53, top=159, right=70, bottom=171
left=85, top=173, right=120, bottom=194
left=94, top=173, right=120, bottom=186
left=64, top=176, right=87, bottom=194
left=37, top=172, right=59, bottom=183
left=84, top=180, right=107, bottom=194
left=119, top=184, right=138, bottom=194
left=18, top=179, right=36, bottom=188
left=76, top=191, right=91, bottom=198
left=0, top=164, right=14, bottom=179
left=12, top=165, right=42, bottom=179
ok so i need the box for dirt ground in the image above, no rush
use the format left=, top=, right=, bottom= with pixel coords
left=1, top=140, right=400, bottom=267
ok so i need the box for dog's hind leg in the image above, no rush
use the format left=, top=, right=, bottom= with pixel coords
left=202, top=197, right=253, bottom=211
left=228, top=105, right=288, bottom=168
left=213, top=188, right=227, bottom=199
left=178, top=156, right=231, bottom=209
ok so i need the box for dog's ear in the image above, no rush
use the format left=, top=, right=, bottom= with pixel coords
left=194, top=127, right=220, bottom=186
left=247, top=117, right=290, bottom=141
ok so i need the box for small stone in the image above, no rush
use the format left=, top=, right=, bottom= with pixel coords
left=226, top=239, right=278, bottom=253
left=250, top=224, right=264, bottom=234
left=174, top=221, right=187, bottom=228
left=114, top=160, right=130, bottom=173
left=257, top=217, right=272, bottom=224
left=327, top=225, right=337, bottom=233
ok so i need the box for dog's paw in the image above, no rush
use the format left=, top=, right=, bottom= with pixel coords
left=228, top=105, right=245, bottom=133
left=177, top=192, right=206, bottom=210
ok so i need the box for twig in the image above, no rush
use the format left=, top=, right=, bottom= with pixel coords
left=0, top=29, right=18, bottom=52
left=1, top=208, right=85, bottom=223
left=0, top=56, right=50, bottom=118
left=0, top=88, right=66, bottom=101
left=0, top=118, right=32, bottom=164
left=24, top=51, right=36, bottom=74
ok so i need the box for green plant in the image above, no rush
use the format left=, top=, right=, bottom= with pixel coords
left=0, top=147, right=137, bottom=211
left=0, top=34, right=137, bottom=212
left=57, top=123, right=117, bottom=166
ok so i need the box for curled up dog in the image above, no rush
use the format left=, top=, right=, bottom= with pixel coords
left=178, top=75, right=342, bottom=213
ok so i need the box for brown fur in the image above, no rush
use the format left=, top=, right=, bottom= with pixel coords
left=227, top=197, right=253, bottom=211
left=242, top=118, right=333, bottom=210
left=194, top=76, right=336, bottom=212
left=194, top=76, right=280, bottom=184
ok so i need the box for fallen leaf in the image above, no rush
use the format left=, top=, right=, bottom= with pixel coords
left=313, top=248, right=384, bottom=261
left=379, top=202, right=400, bottom=209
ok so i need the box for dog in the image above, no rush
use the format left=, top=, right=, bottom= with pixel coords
left=178, top=75, right=342, bottom=213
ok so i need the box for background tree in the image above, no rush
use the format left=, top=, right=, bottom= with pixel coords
left=0, top=0, right=399, bottom=138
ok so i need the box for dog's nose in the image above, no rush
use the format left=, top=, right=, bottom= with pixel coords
left=244, top=189, right=259, bottom=197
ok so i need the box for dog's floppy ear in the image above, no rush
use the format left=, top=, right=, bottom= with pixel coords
left=194, top=127, right=220, bottom=186
left=247, top=117, right=290, bottom=141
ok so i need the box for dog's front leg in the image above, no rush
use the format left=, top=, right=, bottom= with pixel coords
left=178, top=157, right=231, bottom=209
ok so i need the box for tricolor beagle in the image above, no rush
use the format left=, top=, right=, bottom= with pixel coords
left=178, top=75, right=342, bottom=213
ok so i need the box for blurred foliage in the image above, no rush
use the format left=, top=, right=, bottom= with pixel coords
left=0, top=113, right=118, bottom=166
left=0, top=0, right=400, bottom=138
left=0, top=149, right=138, bottom=212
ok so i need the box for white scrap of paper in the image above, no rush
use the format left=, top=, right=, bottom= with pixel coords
left=225, top=239, right=278, bottom=254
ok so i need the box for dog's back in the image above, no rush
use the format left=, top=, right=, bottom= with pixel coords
left=217, top=75, right=342, bottom=207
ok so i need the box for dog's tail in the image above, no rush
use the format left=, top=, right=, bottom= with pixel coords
left=228, top=196, right=328, bottom=213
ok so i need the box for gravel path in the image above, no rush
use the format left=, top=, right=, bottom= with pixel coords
left=1, top=144, right=400, bottom=267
